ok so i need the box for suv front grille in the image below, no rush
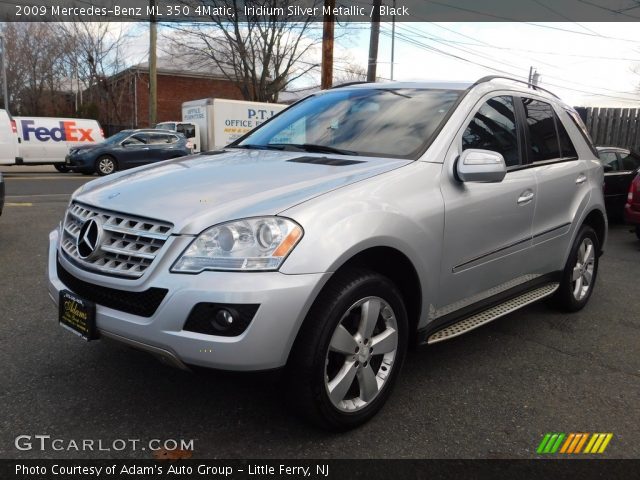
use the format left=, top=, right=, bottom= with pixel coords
left=60, top=201, right=173, bottom=279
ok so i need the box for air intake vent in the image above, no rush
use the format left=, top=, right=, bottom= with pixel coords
left=287, top=156, right=363, bottom=166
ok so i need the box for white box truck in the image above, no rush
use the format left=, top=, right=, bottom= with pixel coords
left=9, top=117, right=104, bottom=171
left=158, top=98, right=287, bottom=152
left=0, top=109, right=19, bottom=166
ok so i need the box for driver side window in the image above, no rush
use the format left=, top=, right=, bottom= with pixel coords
left=462, top=96, right=521, bottom=167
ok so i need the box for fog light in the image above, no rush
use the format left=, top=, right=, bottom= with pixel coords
left=213, top=308, right=236, bottom=331
left=184, top=303, right=259, bottom=337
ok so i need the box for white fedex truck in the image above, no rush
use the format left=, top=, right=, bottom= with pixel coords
left=156, top=98, right=287, bottom=153
left=0, top=109, right=19, bottom=166
left=12, top=117, right=104, bottom=171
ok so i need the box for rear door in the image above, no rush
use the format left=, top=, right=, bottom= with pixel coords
left=598, top=149, right=627, bottom=214
left=438, top=94, right=538, bottom=314
left=523, top=97, right=589, bottom=274
left=146, top=132, right=181, bottom=162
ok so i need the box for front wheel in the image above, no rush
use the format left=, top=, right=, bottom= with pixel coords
left=95, top=156, right=117, bottom=176
left=286, top=268, right=408, bottom=431
left=554, top=225, right=599, bottom=312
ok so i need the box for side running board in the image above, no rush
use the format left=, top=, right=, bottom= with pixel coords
left=427, top=283, right=559, bottom=345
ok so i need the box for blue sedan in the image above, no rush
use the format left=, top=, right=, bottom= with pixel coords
left=66, top=129, right=192, bottom=176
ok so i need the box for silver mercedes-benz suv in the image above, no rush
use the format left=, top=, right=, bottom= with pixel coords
left=48, top=77, right=606, bottom=430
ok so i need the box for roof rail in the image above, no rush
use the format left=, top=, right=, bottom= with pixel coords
left=472, top=75, right=560, bottom=99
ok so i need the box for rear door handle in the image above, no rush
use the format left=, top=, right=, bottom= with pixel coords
left=576, top=173, right=587, bottom=184
left=517, top=190, right=535, bottom=205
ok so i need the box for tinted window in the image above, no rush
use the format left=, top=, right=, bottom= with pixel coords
left=148, top=133, right=175, bottom=144
left=619, top=151, right=640, bottom=171
left=125, top=134, right=147, bottom=145
left=237, top=88, right=462, bottom=159
left=598, top=151, right=619, bottom=171
left=556, top=114, right=577, bottom=158
left=522, top=98, right=561, bottom=161
left=462, top=96, right=520, bottom=167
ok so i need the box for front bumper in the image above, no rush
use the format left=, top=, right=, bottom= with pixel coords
left=66, top=154, right=94, bottom=171
left=47, top=228, right=330, bottom=371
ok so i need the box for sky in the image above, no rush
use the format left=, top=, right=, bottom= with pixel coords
left=334, top=22, right=640, bottom=107
left=122, top=21, right=640, bottom=108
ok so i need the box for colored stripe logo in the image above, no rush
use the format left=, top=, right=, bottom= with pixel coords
left=537, top=433, right=613, bottom=454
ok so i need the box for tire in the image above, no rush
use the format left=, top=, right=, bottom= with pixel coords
left=54, top=164, right=70, bottom=173
left=635, top=225, right=640, bottom=242
left=554, top=225, right=599, bottom=312
left=95, top=156, right=117, bottom=176
left=286, top=268, right=408, bottom=431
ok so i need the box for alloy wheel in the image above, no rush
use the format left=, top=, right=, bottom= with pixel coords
left=324, top=296, right=398, bottom=412
left=571, top=237, right=595, bottom=301
left=98, top=157, right=115, bottom=175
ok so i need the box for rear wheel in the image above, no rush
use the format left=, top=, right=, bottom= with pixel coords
left=95, top=156, right=117, bottom=176
left=286, top=268, right=408, bottom=431
left=554, top=225, right=599, bottom=312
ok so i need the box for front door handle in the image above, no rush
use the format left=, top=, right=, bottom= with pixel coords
left=517, top=190, right=535, bottom=205
left=576, top=173, right=587, bottom=184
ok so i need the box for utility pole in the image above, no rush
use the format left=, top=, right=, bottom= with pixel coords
left=321, top=0, right=335, bottom=89
left=390, top=0, right=396, bottom=80
left=367, top=0, right=381, bottom=82
left=149, top=0, right=158, bottom=126
left=0, top=34, right=9, bottom=113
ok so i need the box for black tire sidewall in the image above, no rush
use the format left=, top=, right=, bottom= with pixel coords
left=557, top=226, right=599, bottom=312
left=95, top=156, right=116, bottom=176
left=289, top=269, right=408, bottom=430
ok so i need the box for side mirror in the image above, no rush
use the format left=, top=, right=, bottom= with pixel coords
left=456, top=149, right=507, bottom=183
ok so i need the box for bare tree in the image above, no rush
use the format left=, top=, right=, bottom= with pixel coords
left=166, top=0, right=322, bottom=102
left=0, top=23, right=70, bottom=115
left=54, top=22, right=135, bottom=125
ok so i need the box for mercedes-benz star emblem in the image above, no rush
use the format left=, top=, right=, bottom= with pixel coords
left=76, top=218, right=103, bottom=259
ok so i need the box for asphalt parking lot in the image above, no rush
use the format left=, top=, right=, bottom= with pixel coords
left=1, top=166, right=639, bottom=459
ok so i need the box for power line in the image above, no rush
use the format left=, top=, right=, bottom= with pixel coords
left=389, top=23, right=640, bottom=98
left=380, top=29, right=640, bottom=102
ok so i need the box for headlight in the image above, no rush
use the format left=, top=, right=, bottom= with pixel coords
left=171, top=217, right=303, bottom=273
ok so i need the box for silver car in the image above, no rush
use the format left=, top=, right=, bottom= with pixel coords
left=48, top=77, right=606, bottom=430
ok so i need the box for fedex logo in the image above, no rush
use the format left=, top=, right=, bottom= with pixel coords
left=21, top=120, right=94, bottom=142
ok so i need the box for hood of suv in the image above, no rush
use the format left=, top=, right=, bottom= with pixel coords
left=74, top=149, right=411, bottom=234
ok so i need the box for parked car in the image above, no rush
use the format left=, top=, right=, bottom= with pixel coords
left=65, top=129, right=192, bottom=175
left=624, top=172, right=640, bottom=240
left=48, top=77, right=606, bottom=430
left=0, top=172, right=4, bottom=216
left=596, top=146, right=640, bottom=219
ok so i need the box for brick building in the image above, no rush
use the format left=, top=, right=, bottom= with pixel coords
left=84, top=56, right=244, bottom=135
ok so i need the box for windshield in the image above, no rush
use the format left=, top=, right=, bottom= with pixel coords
left=235, top=88, right=461, bottom=159
left=103, top=131, right=132, bottom=145
left=156, top=122, right=176, bottom=130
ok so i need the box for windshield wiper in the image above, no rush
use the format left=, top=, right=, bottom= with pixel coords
left=269, top=143, right=358, bottom=156
left=228, top=144, right=285, bottom=151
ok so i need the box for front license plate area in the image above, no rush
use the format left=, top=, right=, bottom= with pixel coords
left=59, top=290, right=98, bottom=341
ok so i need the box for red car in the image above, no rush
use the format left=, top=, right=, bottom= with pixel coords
left=624, top=172, right=640, bottom=240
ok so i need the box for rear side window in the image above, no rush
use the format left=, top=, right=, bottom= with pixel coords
left=556, top=116, right=578, bottom=158
left=521, top=98, right=561, bottom=161
left=148, top=133, right=177, bottom=144
left=462, top=96, right=521, bottom=167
